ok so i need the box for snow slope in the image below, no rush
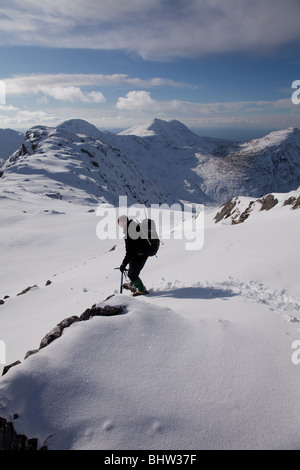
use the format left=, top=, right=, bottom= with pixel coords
left=198, top=127, right=300, bottom=202
left=0, top=189, right=300, bottom=450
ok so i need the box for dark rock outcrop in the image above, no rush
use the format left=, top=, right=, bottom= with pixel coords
left=2, top=361, right=21, bottom=377
left=2, top=304, right=124, bottom=376
left=0, top=417, right=40, bottom=450
left=258, top=194, right=278, bottom=211
left=17, top=285, right=38, bottom=296
left=215, top=189, right=300, bottom=225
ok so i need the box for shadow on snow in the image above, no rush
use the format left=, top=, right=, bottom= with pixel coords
left=151, top=285, right=238, bottom=300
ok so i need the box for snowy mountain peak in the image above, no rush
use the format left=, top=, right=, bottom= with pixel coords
left=56, top=119, right=104, bottom=140
left=240, top=127, right=300, bottom=151
left=119, top=118, right=203, bottom=146
left=0, top=118, right=174, bottom=206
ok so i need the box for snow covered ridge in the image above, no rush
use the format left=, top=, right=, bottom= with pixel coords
left=1, top=119, right=300, bottom=205
left=214, top=187, right=300, bottom=224
left=0, top=120, right=173, bottom=206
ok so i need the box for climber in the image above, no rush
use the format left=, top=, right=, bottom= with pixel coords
left=118, top=215, right=148, bottom=295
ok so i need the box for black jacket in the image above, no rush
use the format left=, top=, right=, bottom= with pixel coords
left=122, top=219, right=146, bottom=267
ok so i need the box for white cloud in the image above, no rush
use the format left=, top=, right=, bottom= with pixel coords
left=0, top=109, right=61, bottom=129
left=116, top=91, right=156, bottom=110
left=4, top=73, right=193, bottom=97
left=1, top=98, right=299, bottom=132
left=113, top=95, right=300, bottom=130
left=0, top=104, right=19, bottom=112
left=0, top=0, right=299, bottom=59
left=40, top=86, right=106, bottom=103
left=3, top=76, right=106, bottom=103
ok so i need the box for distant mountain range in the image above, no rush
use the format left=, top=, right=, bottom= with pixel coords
left=0, top=129, right=24, bottom=166
left=1, top=118, right=300, bottom=206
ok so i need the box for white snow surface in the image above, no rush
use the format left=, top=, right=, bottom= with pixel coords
left=0, top=187, right=300, bottom=449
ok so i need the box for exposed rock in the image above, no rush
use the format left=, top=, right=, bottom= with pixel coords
left=45, top=192, right=62, bottom=200
left=80, top=148, right=94, bottom=158
left=38, top=307, right=123, bottom=350
left=283, top=196, right=296, bottom=206
left=292, top=195, right=300, bottom=210
left=232, top=202, right=255, bottom=225
left=57, top=315, right=80, bottom=329
left=2, top=361, right=21, bottom=377
left=214, top=198, right=237, bottom=223
left=24, top=349, right=39, bottom=360
left=80, top=305, right=123, bottom=321
left=104, top=294, right=115, bottom=301
left=0, top=416, right=40, bottom=450
left=258, top=194, right=278, bottom=211
left=215, top=188, right=300, bottom=225
left=39, top=326, right=63, bottom=350
left=2, top=305, right=123, bottom=372
left=38, top=317, right=81, bottom=350
left=17, top=285, right=38, bottom=296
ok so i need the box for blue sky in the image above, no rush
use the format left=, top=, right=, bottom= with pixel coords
left=0, top=0, right=300, bottom=139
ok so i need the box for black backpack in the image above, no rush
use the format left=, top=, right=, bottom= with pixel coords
left=139, top=218, right=160, bottom=257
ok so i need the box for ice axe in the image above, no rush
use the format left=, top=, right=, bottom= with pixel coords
left=114, top=267, right=128, bottom=294
left=114, top=267, right=123, bottom=293
left=120, top=270, right=123, bottom=294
